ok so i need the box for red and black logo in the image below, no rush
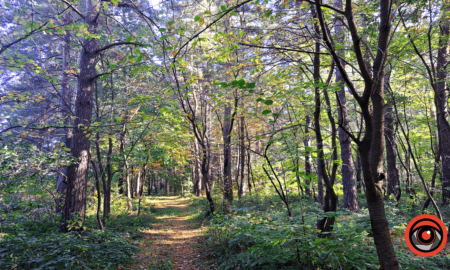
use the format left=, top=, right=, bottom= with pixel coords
left=405, top=214, right=447, bottom=257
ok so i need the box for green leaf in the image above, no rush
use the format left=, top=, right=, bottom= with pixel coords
left=194, top=15, right=201, bottom=22
left=246, top=82, right=256, bottom=88
left=220, top=5, right=227, bottom=11
left=126, top=36, right=132, bottom=42
left=264, top=100, right=273, bottom=105
left=262, top=109, right=271, bottom=115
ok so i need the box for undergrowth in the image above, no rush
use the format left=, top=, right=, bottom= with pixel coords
left=0, top=193, right=153, bottom=269
left=200, top=192, right=450, bottom=270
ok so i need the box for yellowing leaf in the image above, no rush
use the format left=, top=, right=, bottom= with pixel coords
left=172, top=50, right=177, bottom=57
left=199, top=17, right=205, bottom=26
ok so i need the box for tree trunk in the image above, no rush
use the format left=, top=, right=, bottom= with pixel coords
left=193, top=139, right=202, bottom=196
left=104, top=74, right=115, bottom=220
left=137, top=170, right=142, bottom=216
left=437, top=0, right=450, bottom=205
left=60, top=0, right=99, bottom=232
left=385, top=94, right=401, bottom=201
left=118, top=176, right=124, bottom=195
left=104, top=136, right=112, bottom=220
left=223, top=103, right=233, bottom=212
left=315, top=0, right=399, bottom=267
left=239, top=113, right=246, bottom=197
left=56, top=12, right=72, bottom=213
left=91, top=161, right=104, bottom=231
left=209, top=155, right=217, bottom=194
left=311, top=9, right=338, bottom=231
left=335, top=0, right=358, bottom=211
left=356, top=150, right=363, bottom=193
left=166, top=176, right=170, bottom=195
left=304, top=115, right=312, bottom=197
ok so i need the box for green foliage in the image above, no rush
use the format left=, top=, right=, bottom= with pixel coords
left=0, top=227, right=137, bottom=269
left=202, top=194, right=450, bottom=270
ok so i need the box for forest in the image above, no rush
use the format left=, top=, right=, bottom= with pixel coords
left=1, top=0, right=450, bottom=269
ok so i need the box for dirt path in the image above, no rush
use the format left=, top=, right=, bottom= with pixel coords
left=129, top=196, right=209, bottom=270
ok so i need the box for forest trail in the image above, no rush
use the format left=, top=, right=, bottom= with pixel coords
left=129, top=196, right=209, bottom=270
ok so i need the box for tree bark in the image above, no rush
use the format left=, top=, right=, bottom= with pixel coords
left=223, top=102, right=233, bottom=212
left=437, top=0, right=450, bottom=204
left=385, top=94, right=401, bottom=201
left=314, top=0, right=399, bottom=267
left=304, top=114, right=312, bottom=197
left=60, top=0, right=99, bottom=232
left=193, top=138, right=202, bottom=196
left=335, top=0, right=358, bottom=211
left=311, top=7, right=338, bottom=231
left=56, top=12, right=72, bottom=213
left=239, top=112, right=246, bottom=198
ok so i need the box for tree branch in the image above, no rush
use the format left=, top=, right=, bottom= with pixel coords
left=238, top=43, right=328, bottom=54
left=174, top=0, right=253, bottom=59
left=95, top=42, right=143, bottom=54
left=61, top=0, right=85, bottom=20
left=0, top=21, right=50, bottom=55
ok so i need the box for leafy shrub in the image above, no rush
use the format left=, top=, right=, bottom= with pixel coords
left=203, top=195, right=450, bottom=270
left=0, top=228, right=137, bottom=269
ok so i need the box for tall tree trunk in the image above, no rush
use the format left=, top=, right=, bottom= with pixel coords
left=234, top=145, right=240, bottom=193
left=118, top=176, right=124, bottom=195
left=121, top=125, right=133, bottom=210
left=166, top=175, right=170, bottom=195
left=103, top=136, right=112, bottom=220
left=193, top=139, right=202, bottom=196
left=315, top=0, right=399, bottom=267
left=311, top=8, right=338, bottom=231
left=356, top=150, right=364, bottom=194
left=239, top=113, right=246, bottom=197
left=304, top=115, right=312, bottom=197
left=137, top=170, right=142, bottom=216
left=223, top=103, right=233, bottom=212
left=209, top=155, right=217, bottom=194
left=56, top=12, right=72, bottom=213
left=91, top=161, right=104, bottom=231
left=104, top=75, right=115, bottom=220
left=437, top=0, right=450, bottom=205
left=311, top=6, right=324, bottom=208
left=60, top=0, right=99, bottom=232
left=335, top=0, right=358, bottom=211
left=385, top=94, right=401, bottom=201
left=147, top=173, right=153, bottom=196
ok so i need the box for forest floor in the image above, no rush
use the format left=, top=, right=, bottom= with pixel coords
left=126, top=196, right=210, bottom=270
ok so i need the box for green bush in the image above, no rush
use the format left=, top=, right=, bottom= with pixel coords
left=203, top=195, right=450, bottom=270
left=0, top=228, right=137, bottom=269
